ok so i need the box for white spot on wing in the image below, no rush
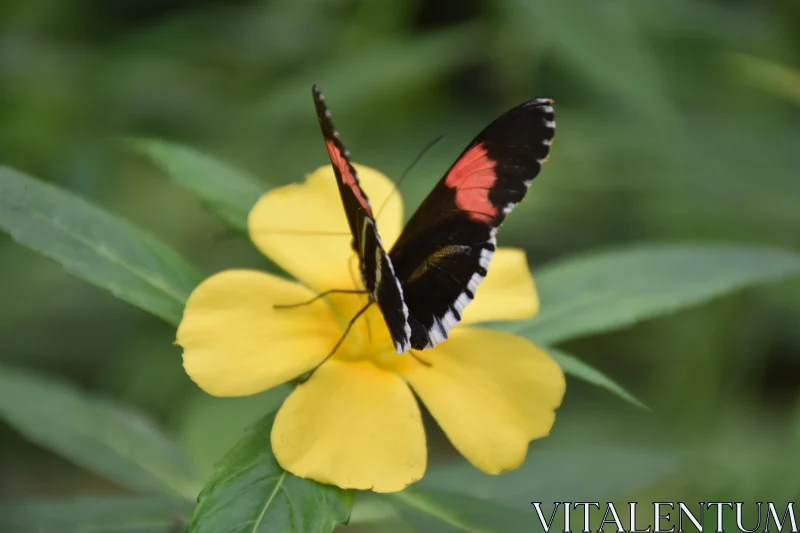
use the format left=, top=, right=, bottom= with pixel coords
left=454, top=291, right=472, bottom=313
left=362, top=218, right=411, bottom=353
left=467, top=273, right=483, bottom=295
left=441, top=310, right=458, bottom=331
left=479, top=247, right=494, bottom=270
left=422, top=242, right=498, bottom=350
left=375, top=229, right=412, bottom=353
left=428, top=320, right=449, bottom=346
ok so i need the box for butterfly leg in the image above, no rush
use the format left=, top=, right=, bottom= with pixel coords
left=298, top=301, right=373, bottom=383
left=273, top=288, right=367, bottom=309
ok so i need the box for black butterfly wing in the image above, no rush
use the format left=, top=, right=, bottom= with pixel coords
left=389, top=97, right=556, bottom=350
left=312, top=84, right=374, bottom=253
left=312, top=85, right=411, bottom=353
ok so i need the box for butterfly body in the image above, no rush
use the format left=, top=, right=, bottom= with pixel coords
left=312, top=84, right=554, bottom=354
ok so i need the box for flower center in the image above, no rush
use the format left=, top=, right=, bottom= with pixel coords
left=325, top=292, right=400, bottom=369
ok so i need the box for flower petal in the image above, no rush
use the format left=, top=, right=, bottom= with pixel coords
left=177, top=270, right=342, bottom=397
left=460, top=248, right=539, bottom=325
left=398, top=328, right=564, bottom=474
left=248, top=164, right=403, bottom=292
left=272, top=359, right=426, bottom=493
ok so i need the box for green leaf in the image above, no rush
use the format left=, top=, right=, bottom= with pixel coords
left=388, top=490, right=522, bottom=533
left=0, top=166, right=201, bottom=325
left=727, top=53, right=800, bottom=106
left=389, top=489, right=532, bottom=533
left=518, top=244, right=800, bottom=345
left=177, top=385, right=292, bottom=479
left=189, top=410, right=353, bottom=533
left=546, top=347, right=648, bottom=410
left=421, top=440, right=676, bottom=506
left=131, top=139, right=266, bottom=232
left=0, top=497, right=193, bottom=533
left=0, top=364, right=201, bottom=500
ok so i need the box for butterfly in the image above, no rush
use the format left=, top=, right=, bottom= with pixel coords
left=310, top=84, right=554, bottom=357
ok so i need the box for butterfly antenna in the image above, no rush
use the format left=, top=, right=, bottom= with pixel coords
left=376, top=134, right=445, bottom=220
left=299, top=301, right=373, bottom=383
left=273, top=288, right=367, bottom=309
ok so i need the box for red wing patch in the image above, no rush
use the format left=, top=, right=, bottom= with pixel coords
left=443, top=143, right=498, bottom=224
left=325, top=138, right=372, bottom=215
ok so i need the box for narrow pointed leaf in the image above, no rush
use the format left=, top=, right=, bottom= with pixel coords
left=547, top=347, right=648, bottom=410
left=131, top=139, right=266, bottom=232
left=518, top=244, right=800, bottom=345
left=189, top=411, right=353, bottom=533
left=0, top=166, right=201, bottom=325
left=421, top=441, right=676, bottom=505
left=728, top=53, right=800, bottom=106
left=389, top=489, right=532, bottom=533
left=0, top=497, right=193, bottom=533
left=0, top=365, right=201, bottom=499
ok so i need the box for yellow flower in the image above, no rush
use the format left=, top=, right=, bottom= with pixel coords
left=177, top=164, right=566, bottom=493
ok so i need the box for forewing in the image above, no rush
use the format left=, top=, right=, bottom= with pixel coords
left=389, top=97, right=556, bottom=350
left=313, top=84, right=374, bottom=253
left=313, top=85, right=411, bottom=353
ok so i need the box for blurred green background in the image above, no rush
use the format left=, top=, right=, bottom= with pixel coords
left=1, top=0, right=800, bottom=527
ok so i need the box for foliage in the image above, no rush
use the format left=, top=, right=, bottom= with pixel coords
left=1, top=0, right=799, bottom=531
